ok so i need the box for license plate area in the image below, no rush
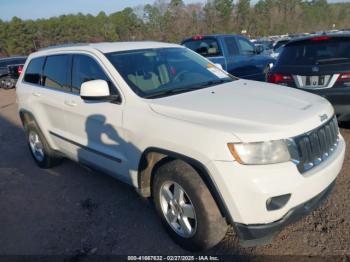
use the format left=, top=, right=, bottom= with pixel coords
left=300, top=75, right=331, bottom=89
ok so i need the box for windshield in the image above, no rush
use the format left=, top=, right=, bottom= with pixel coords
left=106, top=48, right=235, bottom=98
left=278, top=37, right=350, bottom=66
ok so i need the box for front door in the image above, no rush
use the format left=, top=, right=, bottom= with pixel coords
left=61, top=53, right=130, bottom=182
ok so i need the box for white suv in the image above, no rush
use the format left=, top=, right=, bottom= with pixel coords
left=16, top=42, right=345, bottom=251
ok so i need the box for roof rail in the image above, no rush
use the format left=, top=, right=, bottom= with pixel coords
left=39, top=43, right=89, bottom=51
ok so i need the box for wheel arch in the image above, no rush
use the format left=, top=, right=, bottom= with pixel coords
left=19, top=109, right=37, bottom=130
left=137, top=147, right=233, bottom=224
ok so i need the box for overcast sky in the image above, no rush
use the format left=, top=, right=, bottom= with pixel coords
left=0, top=0, right=348, bottom=21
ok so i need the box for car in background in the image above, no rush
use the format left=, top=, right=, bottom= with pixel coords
left=267, top=34, right=350, bottom=122
left=181, top=35, right=275, bottom=82
left=0, top=56, right=27, bottom=89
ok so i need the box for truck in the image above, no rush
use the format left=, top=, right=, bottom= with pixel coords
left=181, top=34, right=275, bottom=82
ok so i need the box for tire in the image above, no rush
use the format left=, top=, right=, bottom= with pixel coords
left=153, top=159, right=228, bottom=251
left=25, top=122, right=62, bottom=168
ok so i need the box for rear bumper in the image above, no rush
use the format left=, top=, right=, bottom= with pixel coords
left=234, top=180, right=335, bottom=245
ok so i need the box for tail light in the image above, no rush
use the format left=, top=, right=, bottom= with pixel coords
left=192, top=35, right=203, bottom=40
left=17, top=66, right=23, bottom=75
left=337, top=72, right=350, bottom=82
left=311, top=36, right=331, bottom=42
left=267, top=73, right=293, bottom=84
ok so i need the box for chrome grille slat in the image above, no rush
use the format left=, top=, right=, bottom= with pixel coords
left=310, top=132, right=322, bottom=165
left=294, top=116, right=339, bottom=173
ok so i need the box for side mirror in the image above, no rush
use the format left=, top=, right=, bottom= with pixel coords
left=80, top=80, right=110, bottom=100
left=255, top=45, right=264, bottom=54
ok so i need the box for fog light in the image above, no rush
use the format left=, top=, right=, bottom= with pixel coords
left=266, top=194, right=291, bottom=211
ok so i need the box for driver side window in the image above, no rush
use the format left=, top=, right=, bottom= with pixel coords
left=237, top=38, right=255, bottom=55
left=72, top=54, right=117, bottom=95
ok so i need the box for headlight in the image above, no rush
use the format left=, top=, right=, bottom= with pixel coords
left=227, top=140, right=291, bottom=165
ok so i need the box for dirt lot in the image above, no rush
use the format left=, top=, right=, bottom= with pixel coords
left=0, top=88, right=349, bottom=258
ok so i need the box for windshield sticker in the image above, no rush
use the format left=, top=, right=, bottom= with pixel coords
left=207, top=67, right=228, bottom=79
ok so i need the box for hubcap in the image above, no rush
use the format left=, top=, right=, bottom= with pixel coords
left=159, top=181, right=197, bottom=238
left=28, top=131, right=45, bottom=162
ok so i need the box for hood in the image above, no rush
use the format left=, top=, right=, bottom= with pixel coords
left=148, top=80, right=334, bottom=142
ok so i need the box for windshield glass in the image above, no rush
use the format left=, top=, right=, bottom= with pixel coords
left=106, top=48, right=235, bottom=98
left=278, top=37, right=350, bottom=66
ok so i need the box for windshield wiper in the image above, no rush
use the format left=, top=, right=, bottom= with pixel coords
left=144, top=79, right=232, bottom=99
left=197, top=79, right=231, bottom=88
left=144, top=86, right=204, bottom=99
left=316, top=57, right=350, bottom=65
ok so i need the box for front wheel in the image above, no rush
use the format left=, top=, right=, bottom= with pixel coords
left=153, top=160, right=228, bottom=251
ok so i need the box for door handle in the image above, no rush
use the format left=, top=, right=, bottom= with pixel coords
left=64, top=100, right=77, bottom=107
left=32, top=92, right=41, bottom=97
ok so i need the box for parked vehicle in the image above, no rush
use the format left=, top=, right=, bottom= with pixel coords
left=17, top=42, right=345, bottom=251
left=181, top=35, right=275, bottom=81
left=0, top=56, right=27, bottom=89
left=267, top=34, right=350, bottom=122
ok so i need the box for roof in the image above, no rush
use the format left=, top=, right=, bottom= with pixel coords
left=181, top=34, right=241, bottom=43
left=285, top=33, right=350, bottom=47
left=36, top=41, right=182, bottom=55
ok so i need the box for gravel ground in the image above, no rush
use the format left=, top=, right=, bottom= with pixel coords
left=0, top=88, right=349, bottom=258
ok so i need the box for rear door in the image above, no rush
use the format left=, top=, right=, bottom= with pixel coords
left=229, top=36, right=263, bottom=80
left=61, top=53, right=130, bottom=182
left=25, top=54, right=72, bottom=155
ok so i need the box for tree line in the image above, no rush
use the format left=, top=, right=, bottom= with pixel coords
left=1, top=0, right=350, bottom=57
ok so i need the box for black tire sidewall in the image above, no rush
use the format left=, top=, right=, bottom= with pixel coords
left=153, top=160, right=227, bottom=251
left=26, top=122, right=57, bottom=168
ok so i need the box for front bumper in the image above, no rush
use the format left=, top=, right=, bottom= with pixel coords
left=207, top=135, right=345, bottom=243
left=234, top=180, right=335, bottom=245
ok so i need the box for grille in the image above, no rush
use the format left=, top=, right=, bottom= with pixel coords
left=292, top=116, right=339, bottom=173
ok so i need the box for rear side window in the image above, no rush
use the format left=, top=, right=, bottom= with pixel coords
left=43, top=55, right=71, bottom=91
left=183, top=38, right=222, bottom=57
left=24, top=57, right=45, bottom=85
left=72, top=54, right=116, bottom=94
left=224, top=37, right=239, bottom=56
left=274, top=40, right=289, bottom=51
left=278, top=37, right=350, bottom=66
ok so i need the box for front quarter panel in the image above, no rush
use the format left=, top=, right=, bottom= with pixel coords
left=122, top=102, right=239, bottom=187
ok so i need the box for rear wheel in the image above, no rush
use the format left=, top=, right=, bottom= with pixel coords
left=153, top=159, right=228, bottom=251
left=26, top=122, right=62, bottom=168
